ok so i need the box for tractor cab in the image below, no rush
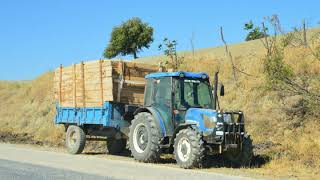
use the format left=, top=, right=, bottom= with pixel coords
left=144, top=71, right=214, bottom=127
left=142, top=71, right=226, bottom=138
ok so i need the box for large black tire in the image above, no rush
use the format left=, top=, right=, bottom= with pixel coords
left=174, top=128, right=205, bottom=168
left=129, top=112, right=161, bottom=162
left=223, top=135, right=253, bottom=167
left=107, top=138, right=127, bottom=155
left=65, top=125, right=86, bottom=154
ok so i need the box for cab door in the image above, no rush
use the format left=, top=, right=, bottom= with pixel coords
left=144, top=77, right=174, bottom=135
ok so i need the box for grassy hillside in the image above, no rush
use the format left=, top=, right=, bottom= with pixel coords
left=0, top=29, right=319, bottom=178
left=137, top=29, right=320, bottom=177
left=138, top=28, right=320, bottom=65
left=0, top=73, right=64, bottom=146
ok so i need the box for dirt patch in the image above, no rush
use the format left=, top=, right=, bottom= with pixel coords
left=0, top=131, right=61, bottom=147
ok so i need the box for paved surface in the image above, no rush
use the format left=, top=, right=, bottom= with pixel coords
left=0, top=144, right=251, bottom=180
left=0, top=159, right=114, bottom=180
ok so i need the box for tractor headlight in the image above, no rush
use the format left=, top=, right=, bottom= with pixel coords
left=201, top=74, right=207, bottom=79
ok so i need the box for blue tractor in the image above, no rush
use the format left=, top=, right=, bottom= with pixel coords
left=128, top=71, right=253, bottom=168
left=55, top=71, right=253, bottom=168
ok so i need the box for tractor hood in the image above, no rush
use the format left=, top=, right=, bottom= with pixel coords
left=184, top=108, right=223, bottom=135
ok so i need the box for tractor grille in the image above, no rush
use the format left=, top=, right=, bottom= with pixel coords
left=224, top=123, right=245, bottom=146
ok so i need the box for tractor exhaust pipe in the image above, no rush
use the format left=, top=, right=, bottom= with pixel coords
left=212, top=71, right=219, bottom=110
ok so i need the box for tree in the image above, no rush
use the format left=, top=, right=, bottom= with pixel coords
left=104, top=17, right=153, bottom=59
left=244, top=21, right=267, bottom=41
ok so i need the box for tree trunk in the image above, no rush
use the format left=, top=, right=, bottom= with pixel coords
left=302, top=19, right=308, bottom=47
left=133, top=52, right=138, bottom=59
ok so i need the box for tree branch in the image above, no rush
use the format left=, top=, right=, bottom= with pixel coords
left=220, top=27, right=256, bottom=79
left=220, top=26, right=237, bottom=82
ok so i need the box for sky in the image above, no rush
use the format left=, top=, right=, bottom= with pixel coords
left=0, top=0, right=319, bottom=80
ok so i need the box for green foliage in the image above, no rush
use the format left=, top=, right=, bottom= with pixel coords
left=158, top=38, right=184, bottom=70
left=104, top=17, right=153, bottom=59
left=263, top=48, right=293, bottom=88
left=244, top=21, right=254, bottom=30
left=310, top=32, right=320, bottom=61
left=263, top=30, right=320, bottom=120
left=244, top=21, right=268, bottom=41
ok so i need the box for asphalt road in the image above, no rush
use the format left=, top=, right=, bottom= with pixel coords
left=0, top=159, right=113, bottom=180
left=0, top=143, right=251, bottom=180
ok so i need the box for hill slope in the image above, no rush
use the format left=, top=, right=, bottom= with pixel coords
left=0, top=29, right=320, bottom=178
left=0, top=73, right=64, bottom=146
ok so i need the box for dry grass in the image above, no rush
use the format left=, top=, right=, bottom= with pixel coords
left=137, top=28, right=320, bottom=178
left=0, top=29, right=320, bottom=179
left=0, top=72, right=64, bottom=146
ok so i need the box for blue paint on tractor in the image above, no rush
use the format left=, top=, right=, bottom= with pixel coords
left=55, top=102, right=130, bottom=129
left=184, top=108, right=219, bottom=134
left=145, top=71, right=209, bottom=79
left=145, top=107, right=167, bottom=137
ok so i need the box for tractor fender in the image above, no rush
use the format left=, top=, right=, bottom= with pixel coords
left=133, top=107, right=167, bottom=137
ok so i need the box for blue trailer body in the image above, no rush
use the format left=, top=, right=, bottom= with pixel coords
left=55, top=102, right=133, bottom=130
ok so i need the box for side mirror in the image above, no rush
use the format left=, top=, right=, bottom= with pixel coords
left=220, top=84, right=225, bottom=96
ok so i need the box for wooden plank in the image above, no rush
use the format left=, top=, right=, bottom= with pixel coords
left=99, top=60, right=104, bottom=106
left=60, top=102, right=102, bottom=108
left=81, top=61, right=85, bottom=107
left=58, top=69, right=112, bottom=79
left=83, top=62, right=112, bottom=70
left=113, top=79, right=145, bottom=85
left=54, top=75, right=145, bottom=84
left=73, top=64, right=77, bottom=107
left=67, top=84, right=113, bottom=91
left=68, top=88, right=114, bottom=97
left=117, top=61, right=124, bottom=102
left=58, top=65, right=73, bottom=74
left=59, top=64, right=62, bottom=104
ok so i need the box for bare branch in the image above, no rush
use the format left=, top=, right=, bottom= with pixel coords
left=220, top=26, right=237, bottom=82
left=220, top=26, right=256, bottom=79
left=190, top=32, right=195, bottom=61
left=302, top=19, right=308, bottom=47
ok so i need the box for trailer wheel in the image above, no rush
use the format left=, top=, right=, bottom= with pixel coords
left=65, top=125, right=86, bottom=154
left=223, top=135, right=253, bottom=167
left=107, top=138, right=127, bottom=155
left=129, top=112, right=161, bottom=162
left=174, top=128, right=205, bottom=168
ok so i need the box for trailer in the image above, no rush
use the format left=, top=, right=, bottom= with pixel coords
left=54, top=60, right=161, bottom=154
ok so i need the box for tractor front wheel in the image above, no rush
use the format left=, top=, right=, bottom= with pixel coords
left=174, top=128, right=205, bottom=168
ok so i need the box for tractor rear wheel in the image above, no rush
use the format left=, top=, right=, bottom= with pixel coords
left=223, top=135, right=253, bottom=167
left=65, top=125, right=86, bottom=154
left=129, top=112, right=161, bottom=162
left=107, top=138, right=127, bottom=155
left=174, top=128, right=205, bottom=168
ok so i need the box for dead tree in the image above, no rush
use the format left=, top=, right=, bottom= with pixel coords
left=220, top=26, right=237, bottom=82
left=260, top=22, right=275, bottom=56
left=190, top=32, right=195, bottom=61
left=302, top=19, right=308, bottom=47
left=219, top=27, right=254, bottom=81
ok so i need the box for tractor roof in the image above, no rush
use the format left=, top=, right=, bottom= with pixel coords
left=145, top=71, right=209, bottom=79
